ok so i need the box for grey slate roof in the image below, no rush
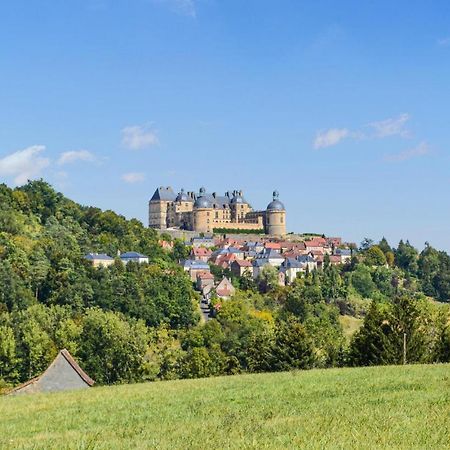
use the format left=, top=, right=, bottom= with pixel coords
left=282, top=258, right=303, bottom=269
left=85, top=253, right=113, bottom=261
left=150, top=186, right=176, bottom=202
left=192, top=237, right=214, bottom=244
left=183, top=259, right=210, bottom=270
left=253, top=258, right=269, bottom=267
left=335, top=248, right=352, bottom=256
left=176, top=189, right=191, bottom=202
left=194, top=196, right=212, bottom=208
left=297, top=255, right=315, bottom=263
left=261, top=248, right=284, bottom=259
left=120, top=252, right=148, bottom=259
left=266, top=190, right=285, bottom=211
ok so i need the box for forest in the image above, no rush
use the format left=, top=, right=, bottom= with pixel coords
left=0, top=180, right=449, bottom=389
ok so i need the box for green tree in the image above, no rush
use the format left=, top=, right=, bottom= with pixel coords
left=395, top=240, right=418, bottom=274
left=351, top=265, right=376, bottom=298
left=273, top=318, right=316, bottom=370
left=78, top=309, right=148, bottom=384
left=258, top=265, right=279, bottom=292
left=0, top=324, right=19, bottom=382
left=364, top=245, right=387, bottom=267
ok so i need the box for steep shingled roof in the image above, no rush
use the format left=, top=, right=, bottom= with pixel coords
left=150, top=186, right=176, bottom=202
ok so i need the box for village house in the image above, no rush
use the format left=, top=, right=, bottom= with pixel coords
left=252, top=258, right=269, bottom=279
left=196, top=271, right=215, bottom=291
left=191, top=237, right=215, bottom=248
left=335, top=248, right=352, bottom=263
left=214, top=277, right=236, bottom=299
left=304, top=238, right=328, bottom=254
left=215, top=253, right=237, bottom=269
left=120, top=252, right=149, bottom=264
left=191, top=246, right=212, bottom=262
left=264, top=242, right=282, bottom=252
left=258, top=248, right=284, bottom=267
left=84, top=253, right=115, bottom=268
left=183, top=259, right=211, bottom=281
left=280, top=258, right=304, bottom=284
left=230, top=259, right=253, bottom=278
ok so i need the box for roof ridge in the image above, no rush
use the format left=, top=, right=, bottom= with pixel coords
left=60, top=349, right=95, bottom=386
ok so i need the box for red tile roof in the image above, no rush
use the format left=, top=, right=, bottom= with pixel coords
left=192, top=247, right=212, bottom=257
left=233, top=259, right=252, bottom=267
left=265, top=242, right=282, bottom=250
left=196, top=271, right=214, bottom=279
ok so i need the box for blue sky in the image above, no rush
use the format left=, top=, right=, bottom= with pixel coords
left=1, top=0, right=450, bottom=250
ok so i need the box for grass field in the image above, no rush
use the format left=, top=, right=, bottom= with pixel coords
left=1, top=364, right=449, bottom=449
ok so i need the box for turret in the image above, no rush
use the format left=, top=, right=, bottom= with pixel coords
left=265, top=190, right=286, bottom=236
left=193, top=187, right=213, bottom=233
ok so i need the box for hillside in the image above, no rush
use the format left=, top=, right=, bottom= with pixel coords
left=1, top=180, right=450, bottom=391
left=1, top=364, right=449, bottom=449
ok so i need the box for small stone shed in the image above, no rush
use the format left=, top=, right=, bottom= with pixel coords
left=8, top=349, right=94, bottom=395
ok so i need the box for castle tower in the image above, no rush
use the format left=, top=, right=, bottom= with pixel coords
left=193, top=187, right=214, bottom=233
left=265, top=190, right=286, bottom=236
left=148, top=186, right=176, bottom=229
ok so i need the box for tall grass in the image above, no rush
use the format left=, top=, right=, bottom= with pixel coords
left=1, top=364, right=449, bottom=449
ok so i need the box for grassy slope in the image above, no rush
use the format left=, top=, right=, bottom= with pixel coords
left=1, top=365, right=449, bottom=450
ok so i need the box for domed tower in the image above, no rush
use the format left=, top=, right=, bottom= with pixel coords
left=265, top=190, right=286, bottom=236
left=193, top=187, right=213, bottom=233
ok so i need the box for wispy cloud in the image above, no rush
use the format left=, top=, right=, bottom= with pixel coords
left=57, top=150, right=96, bottom=165
left=151, top=0, right=196, bottom=18
left=437, top=37, right=450, bottom=47
left=384, top=141, right=430, bottom=163
left=313, top=113, right=411, bottom=149
left=0, top=145, right=50, bottom=185
left=368, top=113, right=411, bottom=138
left=121, top=172, right=146, bottom=183
left=121, top=124, right=159, bottom=150
left=314, top=128, right=350, bottom=149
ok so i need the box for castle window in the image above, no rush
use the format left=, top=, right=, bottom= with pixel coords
left=215, top=212, right=218, bottom=219
left=207, top=212, right=210, bottom=217
left=281, top=216, right=284, bottom=223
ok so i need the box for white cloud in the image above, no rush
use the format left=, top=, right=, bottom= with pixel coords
left=437, top=37, right=450, bottom=47
left=121, top=172, right=146, bottom=183
left=314, top=128, right=349, bottom=149
left=57, top=150, right=96, bottom=165
left=384, top=141, right=430, bottom=163
left=152, top=0, right=196, bottom=18
left=369, top=113, right=410, bottom=138
left=121, top=124, right=159, bottom=150
left=0, top=145, right=50, bottom=185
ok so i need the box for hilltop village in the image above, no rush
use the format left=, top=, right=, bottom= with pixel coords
left=86, top=187, right=354, bottom=308
left=176, top=235, right=353, bottom=304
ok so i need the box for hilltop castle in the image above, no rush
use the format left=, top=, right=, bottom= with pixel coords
left=149, top=187, right=286, bottom=236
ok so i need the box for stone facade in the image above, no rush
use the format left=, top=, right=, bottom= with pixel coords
left=149, top=187, right=286, bottom=236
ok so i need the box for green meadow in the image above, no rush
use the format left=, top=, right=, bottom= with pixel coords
left=1, top=364, right=449, bottom=450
